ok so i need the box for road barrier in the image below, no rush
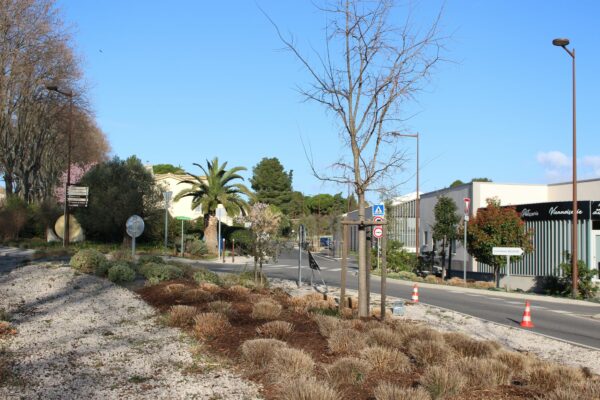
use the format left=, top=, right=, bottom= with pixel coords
left=411, top=284, right=419, bottom=303
left=520, top=301, right=535, bottom=328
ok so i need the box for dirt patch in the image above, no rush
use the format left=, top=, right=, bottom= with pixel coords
left=136, top=278, right=580, bottom=400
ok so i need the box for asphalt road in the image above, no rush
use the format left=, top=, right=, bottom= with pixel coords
left=200, top=248, right=600, bottom=350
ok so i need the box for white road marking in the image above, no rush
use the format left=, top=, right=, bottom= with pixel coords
left=552, top=310, right=572, bottom=314
left=505, top=301, right=523, bottom=305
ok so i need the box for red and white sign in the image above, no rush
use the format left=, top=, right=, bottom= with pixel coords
left=373, top=225, right=383, bottom=238
left=373, top=216, right=384, bottom=223
left=464, top=197, right=471, bottom=215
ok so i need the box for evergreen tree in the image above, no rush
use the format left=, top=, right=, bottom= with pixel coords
left=250, top=157, right=293, bottom=213
left=432, top=196, right=460, bottom=278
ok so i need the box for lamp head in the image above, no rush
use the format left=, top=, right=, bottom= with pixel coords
left=552, top=38, right=570, bottom=47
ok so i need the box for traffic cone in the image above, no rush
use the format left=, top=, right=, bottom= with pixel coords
left=520, top=301, right=534, bottom=328
left=411, top=284, right=419, bottom=303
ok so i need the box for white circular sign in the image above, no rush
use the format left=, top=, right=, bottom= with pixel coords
left=126, top=215, right=145, bottom=238
left=373, top=216, right=384, bottom=223
left=373, top=225, right=383, bottom=238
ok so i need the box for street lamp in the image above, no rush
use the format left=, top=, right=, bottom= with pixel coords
left=398, top=133, right=420, bottom=257
left=163, top=191, right=173, bottom=252
left=552, top=37, right=578, bottom=297
left=46, top=85, right=74, bottom=247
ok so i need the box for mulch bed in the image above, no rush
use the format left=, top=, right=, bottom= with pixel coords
left=136, top=280, right=544, bottom=400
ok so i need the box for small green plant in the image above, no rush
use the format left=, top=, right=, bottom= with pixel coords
left=138, top=255, right=164, bottom=265
left=556, top=252, right=598, bottom=299
left=396, top=271, right=418, bottom=281
left=70, top=249, right=109, bottom=274
left=186, top=239, right=208, bottom=256
left=107, top=262, right=136, bottom=282
left=139, top=262, right=183, bottom=283
left=193, top=268, right=221, bottom=285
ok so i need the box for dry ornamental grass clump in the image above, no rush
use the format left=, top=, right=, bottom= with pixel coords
left=366, top=327, right=404, bottom=349
left=360, top=346, right=412, bottom=374
left=408, top=338, right=453, bottom=367
left=207, top=300, right=233, bottom=316
left=370, top=306, right=392, bottom=319
left=312, top=314, right=350, bottom=337
left=495, top=350, right=532, bottom=373
left=256, top=320, right=294, bottom=339
left=421, top=365, right=466, bottom=399
left=183, top=288, right=213, bottom=302
left=326, top=356, right=372, bottom=387
left=454, top=357, right=513, bottom=388
left=443, top=332, right=499, bottom=358
left=198, top=282, right=221, bottom=293
left=251, top=299, right=282, bottom=320
left=267, top=347, right=315, bottom=383
left=278, top=376, right=340, bottom=400
left=192, top=312, right=230, bottom=339
left=163, top=283, right=187, bottom=295
left=544, top=387, right=587, bottom=400
left=227, top=284, right=250, bottom=297
left=168, top=305, right=198, bottom=327
left=527, top=362, right=586, bottom=391
left=373, top=382, right=431, bottom=400
left=240, top=338, right=288, bottom=369
left=327, top=328, right=367, bottom=355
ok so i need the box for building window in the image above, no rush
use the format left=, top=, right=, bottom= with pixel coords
left=593, top=221, right=600, bottom=230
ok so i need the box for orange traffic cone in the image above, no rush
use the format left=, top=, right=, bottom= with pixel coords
left=520, top=301, right=534, bottom=328
left=411, top=284, right=419, bottom=303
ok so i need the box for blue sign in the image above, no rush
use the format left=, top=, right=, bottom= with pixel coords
left=372, top=204, right=385, bottom=217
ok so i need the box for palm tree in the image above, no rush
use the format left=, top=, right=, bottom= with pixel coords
left=175, top=158, right=251, bottom=254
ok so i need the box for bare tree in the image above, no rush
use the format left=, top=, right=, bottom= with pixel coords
left=269, top=0, right=446, bottom=316
left=0, top=0, right=107, bottom=202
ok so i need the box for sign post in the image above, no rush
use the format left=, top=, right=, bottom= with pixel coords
left=163, top=191, right=172, bottom=253
left=373, top=216, right=384, bottom=270
left=492, top=247, right=524, bottom=291
left=463, top=197, right=471, bottom=282
left=175, top=216, right=192, bottom=257
left=298, top=224, right=305, bottom=287
left=126, top=215, right=145, bottom=258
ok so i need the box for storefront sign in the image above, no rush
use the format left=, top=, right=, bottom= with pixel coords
left=514, top=201, right=600, bottom=221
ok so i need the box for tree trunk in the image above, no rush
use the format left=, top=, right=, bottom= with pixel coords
left=448, top=241, right=453, bottom=277
left=357, top=192, right=369, bottom=318
left=4, top=174, right=14, bottom=196
left=204, top=215, right=218, bottom=255
left=441, top=237, right=447, bottom=279
left=494, top=266, right=500, bottom=288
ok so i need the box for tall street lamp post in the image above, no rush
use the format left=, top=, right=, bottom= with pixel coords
left=46, top=85, right=73, bottom=247
left=552, top=38, right=578, bottom=298
left=398, top=133, right=420, bottom=257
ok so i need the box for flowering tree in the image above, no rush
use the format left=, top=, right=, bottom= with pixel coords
left=244, top=203, right=282, bottom=284
left=54, top=163, right=95, bottom=204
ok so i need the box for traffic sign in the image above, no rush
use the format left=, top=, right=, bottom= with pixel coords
left=373, top=216, right=384, bottom=223
left=126, top=215, right=145, bottom=238
left=464, top=197, right=471, bottom=215
left=492, top=247, right=524, bottom=256
left=372, top=204, right=385, bottom=217
left=373, top=225, right=383, bottom=238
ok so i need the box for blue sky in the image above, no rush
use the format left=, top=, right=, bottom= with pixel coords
left=58, top=0, right=600, bottom=202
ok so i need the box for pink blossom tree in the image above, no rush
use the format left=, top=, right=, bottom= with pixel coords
left=54, top=163, right=95, bottom=204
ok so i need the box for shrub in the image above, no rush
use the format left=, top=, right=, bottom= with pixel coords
left=360, top=346, right=412, bottom=374
left=186, top=238, right=208, bottom=256
left=472, top=280, right=496, bottom=289
left=199, top=282, right=221, bottom=293
left=192, top=312, right=230, bottom=339
left=327, top=329, right=366, bottom=355
left=408, top=339, right=453, bottom=367
left=267, top=347, right=315, bottom=383
left=107, top=262, right=136, bottom=283
left=397, top=271, right=417, bottom=281
left=495, top=350, right=531, bottom=374
left=240, top=338, right=288, bottom=368
left=168, top=305, right=197, bottom=327
left=443, top=332, right=498, bottom=358
left=278, top=376, right=340, bottom=400
left=256, top=321, right=294, bottom=339
left=138, top=255, right=164, bottom=264
left=421, top=365, right=466, bottom=399
left=374, top=383, right=430, bottom=400
left=183, top=288, right=213, bottom=303
left=425, top=275, right=440, bottom=284
left=70, top=249, right=108, bottom=274
left=454, top=357, right=512, bottom=388
left=139, top=262, right=183, bottom=283
left=108, top=249, right=133, bottom=262
left=193, top=268, right=221, bottom=285
left=366, top=327, right=404, bottom=349
left=163, top=283, right=187, bottom=294
left=326, top=357, right=371, bottom=386
left=447, top=277, right=465, bottom=286
left=312, top=314, right=349, bottom=338
left=227, top=285, right=251, bottom=297
left=207, top=300, right=233, bottom=316
left=251, top=300, right=282, bottom=320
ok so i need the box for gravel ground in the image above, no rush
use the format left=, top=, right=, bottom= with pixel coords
left=273, top=278, right=600, bottom=374
left=0, top=263, right=260, bottom=400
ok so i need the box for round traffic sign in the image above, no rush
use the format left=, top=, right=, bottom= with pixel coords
left=126, top=215, right=145, bottom=238
left=373, top=216, right=384, bottom=223
left=373, top=225, right=383, bottom=238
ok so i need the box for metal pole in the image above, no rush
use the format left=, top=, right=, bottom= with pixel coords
left=164, top=198, right=169, bottom=251
left=377, top=238, right=380, bottom=270
left=132, top=236, right=136, bottom=258
left=463, top=217, right=468, bottom=282
left=64, top=94, right=73, bottom=247
left=340, top=224, right=348, bottom=311
left=506, top=255, right=510, bottom=292
left=416, top=133, right=420, bottom=257
left=180, top=220, right=184, bottom=257
left=218, top=217, right=222, bottom=259
left=232, top=239, right=235, bottom=263
left=298, top=225, right=303, bottom=286
left=381, top=223, right=387, bottom=321
left=222, top=238, right=226, bottom=263
left=571, top=49, right=578, bottom=298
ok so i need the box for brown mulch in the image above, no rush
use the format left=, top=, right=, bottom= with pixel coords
left=136, top=280, right=545, bottom=400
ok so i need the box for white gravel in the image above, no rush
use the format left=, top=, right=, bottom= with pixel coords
left=0, top=263, right=260, bottom=400
left=273, top=278, right=600, bottom=374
